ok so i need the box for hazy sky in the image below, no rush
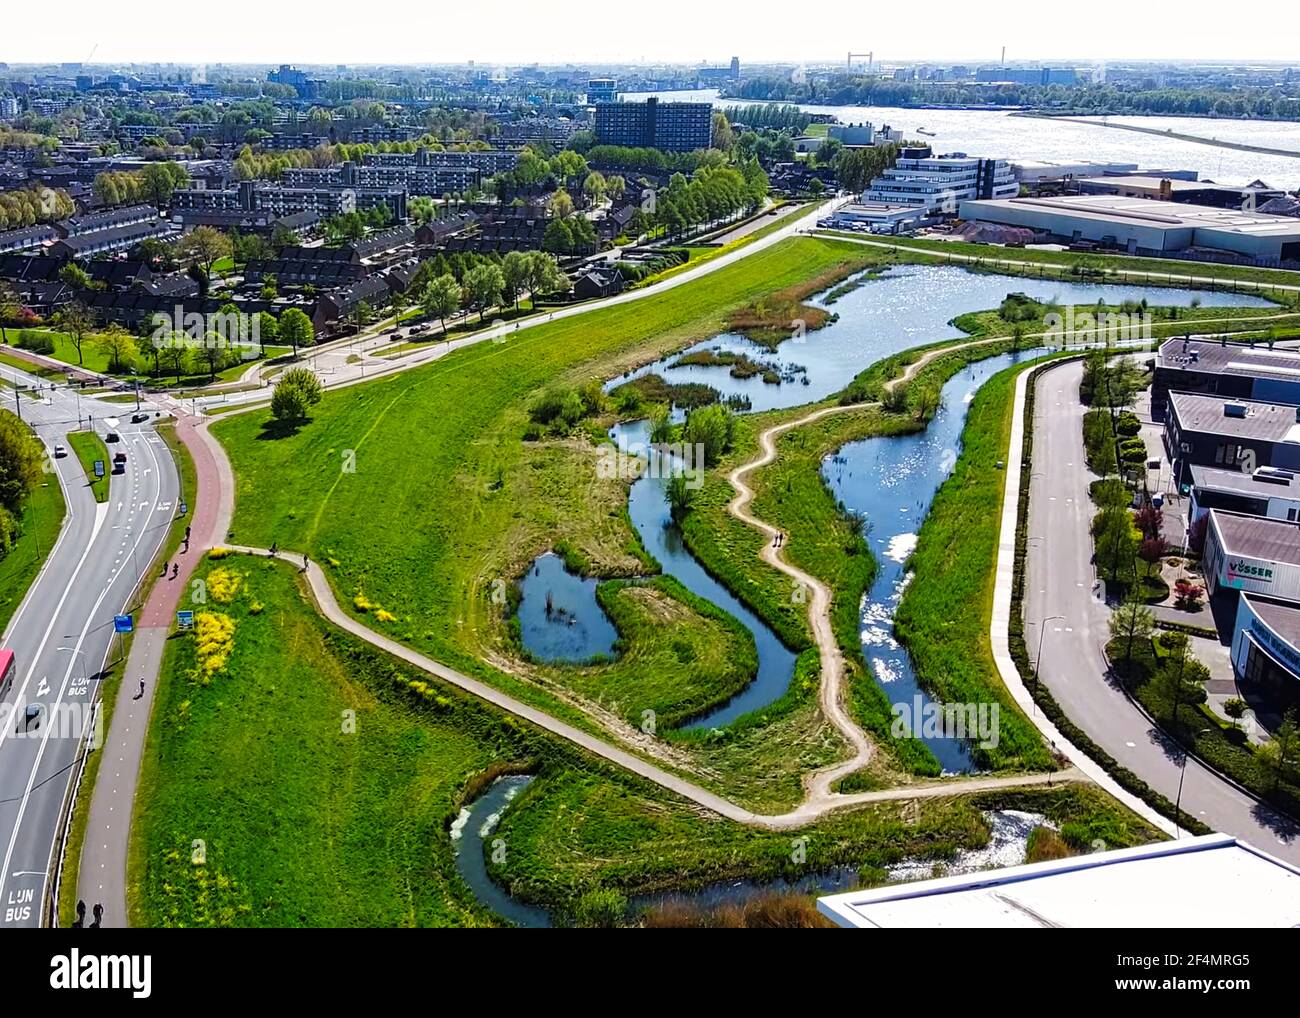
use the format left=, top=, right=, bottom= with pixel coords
left=3, top=0, right=1294, bottom=66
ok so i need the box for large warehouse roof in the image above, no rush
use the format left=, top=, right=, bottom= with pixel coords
left=1212, top=509, right=1300, bottom=567
left=959, top=194, right=1300, bottom=260
left=817, top=834, right=1300, bottom=928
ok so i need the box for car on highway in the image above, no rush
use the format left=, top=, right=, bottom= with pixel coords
left=53, top=443, right=67, bottom=458
left=112, top=451, right=127, bottom=473
left=105, top=431, right=120, bottom=443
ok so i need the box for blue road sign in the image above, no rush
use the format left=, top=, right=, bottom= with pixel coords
left=113, top=614, right=134, bottom=634
left=179, top=500, right=188, bottom=516
left=176, top=610, right=195, bottom=630
left=93, top=460, right=105, bottom=478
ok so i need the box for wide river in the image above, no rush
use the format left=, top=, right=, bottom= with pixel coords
left=625, top=88, right=1300, bottom=190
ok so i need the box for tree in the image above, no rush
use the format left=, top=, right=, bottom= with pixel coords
left=1138, top=536, right=1167, bottom=577
left=1109, top=593, right=1154, bottom=667
left=93, top=325, right=139, bottom=374
left=526, top=251, right=569, bottom=299
left=420, top=274, right=462, bottom=331
left=1149, top=633, right=1208, bottom=724
left=176, top=226, right=233, bottom=278
left=58, top=262, right=92, bottom=291
left=1258, top=709, right=1299, bottom=791
left=1223, top=697, right=1248, bottom=732
left=0, top=409, right=45, bottom=515
left=463, top=263, right=504, bottom=322
left=0, top=282, right=20, bottom=345
left=160, top=340, right=193, bottom=383
left=277, top=307, right=315, bottom=358
left=666, top=473, right=695, bottom=520
left=53, top=301, right=94, bottom=366
left=270, top=366, right=323, bottom=423
left=543, top=218, right=573, bottom=254
left=582, top=170, right=607, bottom=208
left=349, top=300, right=374, bottom=333
left=500, top=251, right=530, bottom=311
left=549, top=188, right=574, bottom=220
left=682, top=404, right=735, bottom=467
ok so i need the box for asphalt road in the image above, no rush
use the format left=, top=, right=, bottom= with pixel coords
left=0, top=368, right=178, bottom=927
left=1024, top=357, right=1300, bottom=863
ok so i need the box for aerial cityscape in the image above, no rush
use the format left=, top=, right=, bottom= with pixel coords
left=2, top=0, right=1298, bottom=982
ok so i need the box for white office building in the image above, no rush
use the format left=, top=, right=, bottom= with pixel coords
left=866, top=147, right=1017, bottom=214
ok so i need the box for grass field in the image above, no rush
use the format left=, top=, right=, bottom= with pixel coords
left=128, top=555, right=1160, bottom=925
left=210, top=238, right=885, bottom=800
left=66, top=430, right=110, bottom=503
left=0, top=460, right=65, bottom=634
left=131, top=557, right=534, bottom=926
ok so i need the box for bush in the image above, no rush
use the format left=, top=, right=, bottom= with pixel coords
left=16, top=329, right=55, bottom=355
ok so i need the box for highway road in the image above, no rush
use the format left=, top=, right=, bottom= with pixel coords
left=1024, top=357, right=1300, bottom=863
left=0, top=367, right=178, bottom=927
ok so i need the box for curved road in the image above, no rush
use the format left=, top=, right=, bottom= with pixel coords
left=1024, top=357, right=1300, bottom=862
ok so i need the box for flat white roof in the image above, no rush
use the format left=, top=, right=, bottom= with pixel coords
left=963, top=194, right=1300, bottom=240
left=818, top=834, right=1300, bottom=928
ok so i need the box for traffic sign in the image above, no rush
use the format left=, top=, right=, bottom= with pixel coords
left=179, top=500, right=188, bottom=516
left=176, top=610, right=195, bottom=630
left=113, top=614, right=134, bottom=634
left=93, top=460, right=105, bottom=478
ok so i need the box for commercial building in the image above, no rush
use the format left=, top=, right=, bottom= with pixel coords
left=1188, top=464, right=1300, bottom=526
left=1164, top=391, right=1300, bottom=489
left=1203, top=510, right=1300, bottom=601
left=586, top=78, right=617, bottom=105
left=1076, top=174, right=1284, bottom=209
left=958, top=194, right=1300, bottom=263
left=821, top=202, right=929, bottom=234
left=1231, top=593, right=1300, bottom=709
left=1153, top=338, right=1300, bottom=420
left=594, top=98, right=713, bottom=153
left=817, top=834, right=1300, bottom=927
left=866, top=147, right=1017, bottom=214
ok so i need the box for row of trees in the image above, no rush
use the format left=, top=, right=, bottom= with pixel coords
left=649, top=162, right=768, bottom=241
left=0, top=185, right=76, bottom=231
left=0, top=410, right=45, bottom=557
left=417, top=250, right=569, bottom=327
left=91, top=161, right=189, bottom=208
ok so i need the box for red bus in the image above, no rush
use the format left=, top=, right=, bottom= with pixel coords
left=0, top=649, right=14, bottom=698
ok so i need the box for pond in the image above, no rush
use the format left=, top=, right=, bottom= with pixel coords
left=516, top=551, right=619, bottom=663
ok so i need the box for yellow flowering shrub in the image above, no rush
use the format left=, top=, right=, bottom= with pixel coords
left=206, top=567, right=243, bottom=604
left=194, top=612, right=236, bottom=682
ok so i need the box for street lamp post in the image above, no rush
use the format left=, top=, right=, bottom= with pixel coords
left=1033, top=614, right=1066, bottom=695
left=1173, top=729, right=1214, bottom=838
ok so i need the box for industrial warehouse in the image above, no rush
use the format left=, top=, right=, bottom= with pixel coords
left=958, top=193, right=1300, bottom=263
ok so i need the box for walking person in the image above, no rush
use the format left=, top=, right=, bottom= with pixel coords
left=302, top=552, right=309, bottom=573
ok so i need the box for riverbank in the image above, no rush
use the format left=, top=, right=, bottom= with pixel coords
left=1016, top=111, right=1300, bottom=158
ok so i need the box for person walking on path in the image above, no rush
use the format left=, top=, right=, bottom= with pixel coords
left=134, top=678, right=145, bottom=700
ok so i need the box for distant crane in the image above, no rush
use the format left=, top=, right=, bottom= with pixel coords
left=847, top=51, right=873, bottom=73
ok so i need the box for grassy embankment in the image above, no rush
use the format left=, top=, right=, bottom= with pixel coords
left=0, top=419, right=66, bottom=632
left=211, top=237, right=887, bottom=811
left=130, top=553, right=1160, bottom=926
left=66, top=430, right=110, bottom=503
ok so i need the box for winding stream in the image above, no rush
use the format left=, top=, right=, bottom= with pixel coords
left=522, top=265, right=1273, bottom=734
